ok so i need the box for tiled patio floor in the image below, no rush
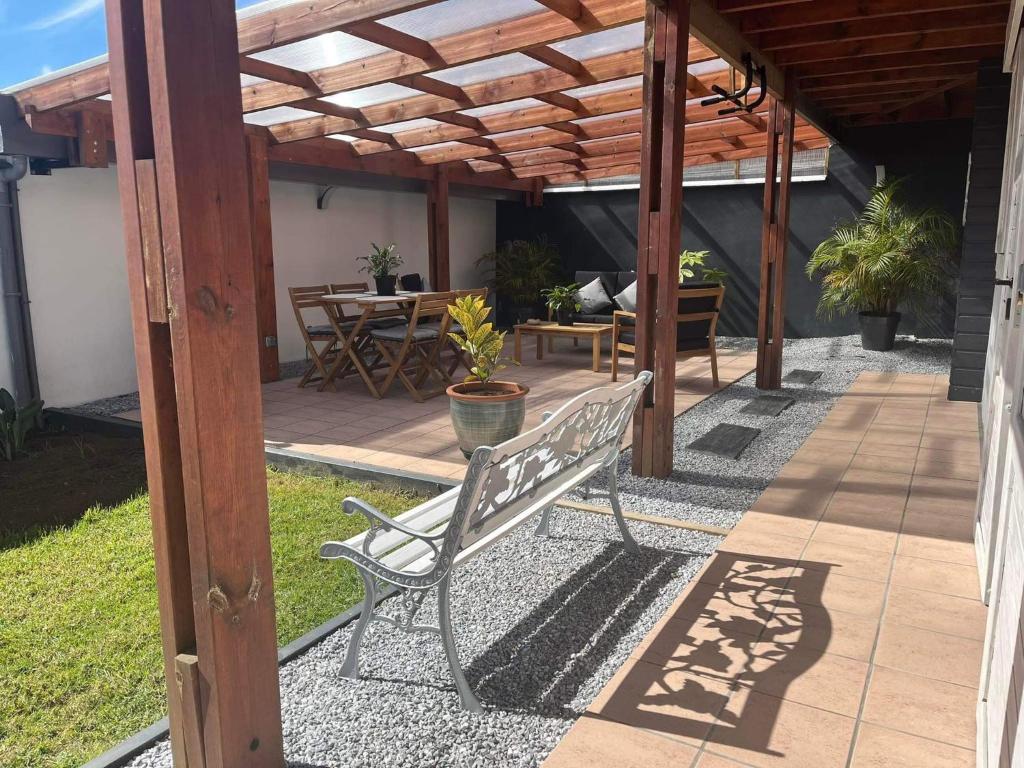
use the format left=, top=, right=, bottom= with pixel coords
left=544, top=371, right=984, bottom=768
left=118, top=343, right=756, bottom=481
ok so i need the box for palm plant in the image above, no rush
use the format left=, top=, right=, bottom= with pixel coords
left=476, top=237, right=559, bottom=309
left=806, top=179, right=958, bottom=318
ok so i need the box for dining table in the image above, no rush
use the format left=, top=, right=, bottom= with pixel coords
left=317, top=290, right=426, bottom=396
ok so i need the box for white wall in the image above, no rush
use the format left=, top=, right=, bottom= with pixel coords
left=0, top=282, right=12, bottom=396
left=18, top=167, right=135, bottom=408
left=269, top=180, right=495, bottom=364
left=12, top=166, right=495, bottom=407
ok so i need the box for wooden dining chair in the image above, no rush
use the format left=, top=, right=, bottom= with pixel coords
left=289, top=284, right=347, bottom=388
left=368, top=291, right=456, bottom=401
left=611, top=283, right=725, bottom=386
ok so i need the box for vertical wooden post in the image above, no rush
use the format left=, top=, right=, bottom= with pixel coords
left=756, top=71, right=796, bottom=390
left=77, top=109, right=109, bottom=168
left=104, top=1, right=284, bottom=767
left=633, top=0, right=689, bottom=478
left=427, top=166, right=450, bottom=291
left=246, top=133, right=280, bottom=383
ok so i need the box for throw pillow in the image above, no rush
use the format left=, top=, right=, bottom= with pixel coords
left=613, top=280, right=637, bottom=312
left=574, top=277, right=613, bottom=314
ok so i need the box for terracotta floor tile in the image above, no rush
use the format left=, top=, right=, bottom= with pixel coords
left=873, top=623, right=982, bottom=688
left=740, top=643, right=870, bottom=716
left=763, top=603, right=879, bottom=662
left=913, top=459, right=981, bottom=482
left=810, top=521, right=898, bottom=553
left=590, top=658, right=735, bottom=747
left=667, top=580, right=786, bottom=633
left=775, top=571, right=888, bottom=617
left=899, top=509, right=974, bottom=542
left=718, top=530, right=808, bottom=562
left=798, top=540, right=894, bottom=583
left=705, top=689, right=857, bottom=768
left=855, top=442, right=917, bottom=460
left=633, top=615, right=761, bottom=677
left=850, top=723, right=975, bottom=768
left=862, top=667, right=976, bottom=749
left=890, top=555, right=980, bottom=599
left=848, top=453, right=916, bottom=475
left=884, top=586, right=987, bottom=640
left=730, top=511, right=817, bottom=540
left=896, top=533, right=976, bottom=565
left=915, top=447, right=980, bottom=468
left=819, top=505, right=903, bottom=534
left=541, top=713, right=698, bottom=768
left=695, top=753, right=751, bottom=768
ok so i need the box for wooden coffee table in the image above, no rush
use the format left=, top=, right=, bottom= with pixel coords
left=512, top=321, right=613, bottom=373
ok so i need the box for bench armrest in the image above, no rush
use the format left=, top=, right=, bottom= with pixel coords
left=341, top=497, right=448, bottom=549
left=612, top=310, right=636, bottom=327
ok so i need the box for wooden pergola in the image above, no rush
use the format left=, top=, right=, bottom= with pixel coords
left=4, top=0, right=1005, bottom=765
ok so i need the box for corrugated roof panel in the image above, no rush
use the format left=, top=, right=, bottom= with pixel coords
left=551, top=23, right=643, bottom=59
left=432, top=53, right=547, bottom=86
left=246, top=31, right=390, bottom=72
left=379, top=0, right=544, bottom=40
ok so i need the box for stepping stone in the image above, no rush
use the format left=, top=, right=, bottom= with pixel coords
left=740, top=394, right=796, bottom=417
left=783, top=369, right=823, bottom=385
left=687, top=423, right=761, bottom=459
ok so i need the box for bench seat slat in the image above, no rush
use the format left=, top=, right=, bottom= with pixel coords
left=344, top=485, right=460, bottom=559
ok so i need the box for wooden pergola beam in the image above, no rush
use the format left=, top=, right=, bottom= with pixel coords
left=524, top=46, right=587, bottom=77
left=535, top=0, right=584, bottom=20
left=799, top=63, right=979, bottom=93
left=633, top=0, right=689, bottom=479
left=344, top=19, right=445, bottom=64
left=238, top=55, right=321, bottom=92
left=105, top=0, right=284, bottom=766
left=738, top=0, right=1002, bottom=34
left=14, top=0, right=445, bottom=113
left=794, top=46, right=1003, bottom=79
left=427, top=167, right=450, bottom=291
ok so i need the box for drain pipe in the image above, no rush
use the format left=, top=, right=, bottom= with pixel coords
left=0, top=154, right=39, bottom=405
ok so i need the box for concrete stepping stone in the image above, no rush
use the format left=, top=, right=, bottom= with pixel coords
left=740, top=394, right=796, bottom=417
left=783, top=369, right=823, bottom=385
left=687, top=423, right=761, bottom=459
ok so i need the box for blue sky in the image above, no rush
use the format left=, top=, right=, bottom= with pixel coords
left=1, top=0, right=266, bottom=89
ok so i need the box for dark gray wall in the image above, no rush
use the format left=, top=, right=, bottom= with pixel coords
left=496, top=120, right=972, bottom=338
left=949, top=63, right=1011, bottom=402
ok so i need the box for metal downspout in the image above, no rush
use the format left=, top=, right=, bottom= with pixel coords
left=0, top=154, right=38, bottom=405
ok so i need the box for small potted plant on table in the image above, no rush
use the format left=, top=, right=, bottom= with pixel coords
left=542, top=283, right=582, bottom=326
left=359, top=242, right=403, bottom=296
left=806, top=179, right=957, bottom=351
left=446, top=295, right=528, bottom=458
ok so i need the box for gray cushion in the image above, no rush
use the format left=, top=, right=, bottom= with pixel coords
left=365, top=317, right=406, bottom=330
left=613, top=280, right=637, bottom=312
left=370, top=324, right=440, bottom=342
left=306, top=322, right=355, bottom=336
left=574, top=313, right=614, bottom=324
left=574, top=277, right=613, bottom=315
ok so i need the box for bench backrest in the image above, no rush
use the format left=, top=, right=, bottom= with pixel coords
left=439, top=371, right=653, bottom=562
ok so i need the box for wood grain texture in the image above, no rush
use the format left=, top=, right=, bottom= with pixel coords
left=246, top=134, right=280, bottom=382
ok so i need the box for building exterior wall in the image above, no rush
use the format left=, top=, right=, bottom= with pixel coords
left=7, top=166, right=495, bottom=407
left=949, top=62, right=1012, bottom=402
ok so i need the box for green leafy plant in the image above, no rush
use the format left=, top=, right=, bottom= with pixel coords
left=806, top=178, right=958, bottom=318
left=541, top=283, right=582, bottom=313
left=0, top=388, right=44, bottom=461
left=358, top=242, right=403, bottom=278
left=476, top=237, right=558, bottom=307
left=447, top=295, right=518, bottom=384
left=700, top=266, right=729, bottom=285
left=679, top=250, right=709, bottom=283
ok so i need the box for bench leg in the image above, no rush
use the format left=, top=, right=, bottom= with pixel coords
left=608, top=464, right=639, bottom=554
left=439, top=573, right=483, bottom=714
left=341, top=569, right=378, bottom=679
left=535, top=503, right=555, bottom=537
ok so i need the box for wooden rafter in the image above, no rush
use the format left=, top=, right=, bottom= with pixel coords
left=738, top=0, right=1003, bottom=34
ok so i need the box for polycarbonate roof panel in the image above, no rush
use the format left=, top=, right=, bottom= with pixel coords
left=461, top=98, right=547, bottom=117
left=433, top=53, right=547, bottom=86
left=565, top=76, right=642, bottom=99
left=240, top=74, right=267, bottom=88
left=551, top=23, right=643, bottom=59
left=689, top=59, right=731, bottom=76
left=572, top=108, right=641, bottom=125
left=321, top=83, right=424, bottom=109
left=247, top=32, right=389, bottom=72
left=379, top=0, right=544, bottom=40
left=327, top=134, right=358, bottom=142
left=243, top=106, right=322, bottom=126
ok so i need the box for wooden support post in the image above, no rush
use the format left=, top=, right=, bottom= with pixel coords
left=104, top=1, right=284, bottom=767
left=755, top=70, right=796, bottom=390
left=633, top=0, right=689, bottom=479
left=427, top=166, right=450, bottom=291
left=77, top=109, right=109, bottom=168
left=246, top=133, right=280, bottom=382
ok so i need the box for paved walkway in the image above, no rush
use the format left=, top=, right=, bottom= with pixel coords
left=544, top=371, right=984, bottom=768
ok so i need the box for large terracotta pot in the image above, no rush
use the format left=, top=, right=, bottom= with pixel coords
left=447, top=381, right=529, bottom=459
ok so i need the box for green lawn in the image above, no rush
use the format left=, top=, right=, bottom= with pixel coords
left=0, top=469, right=423, bottom=768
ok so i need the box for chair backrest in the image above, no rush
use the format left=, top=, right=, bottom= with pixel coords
left=454, top=287, right=489, bottom=302
left=677, top=283, right=725, bottom=345
left=328, top=282, right=369, bottom=321
left=289, top=284, right=332, bottom=337
left=400, top=273, right=424, bottom=292
left=437, top=371, right=653, bottom=565
left=408, top=291, right=457, bottom=329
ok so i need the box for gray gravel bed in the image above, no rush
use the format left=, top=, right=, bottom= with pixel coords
left=121, top=335, right=950, bottom=768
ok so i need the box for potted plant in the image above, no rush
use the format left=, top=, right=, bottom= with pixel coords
left=445, top=295, right=528, bottom=458
left=679, top=250, right=729, bottom=285
left=0, top=388, right=44, bottom=462
left=476, top=236, right=558, bottom=325
left=542, top=283, right=582, bottom=326
left=806, top=179, right=958, bottom=351
left=359, top=242, right=403, bottom=296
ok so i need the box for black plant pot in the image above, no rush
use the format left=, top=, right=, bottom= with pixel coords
left=858, top=311, right=901, bottom=351
left=374, top=275, right=397, bottom=296
left=556, top=308, right=574, bottom=326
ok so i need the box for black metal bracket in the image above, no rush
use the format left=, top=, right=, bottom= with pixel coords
left=700, top=53, right=768, bottom=116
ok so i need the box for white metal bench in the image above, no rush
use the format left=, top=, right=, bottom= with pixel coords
left=319, top=370, right=653, bottom=712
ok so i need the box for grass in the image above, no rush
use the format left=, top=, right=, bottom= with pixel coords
left=0, top=468, right=423, bottom=768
